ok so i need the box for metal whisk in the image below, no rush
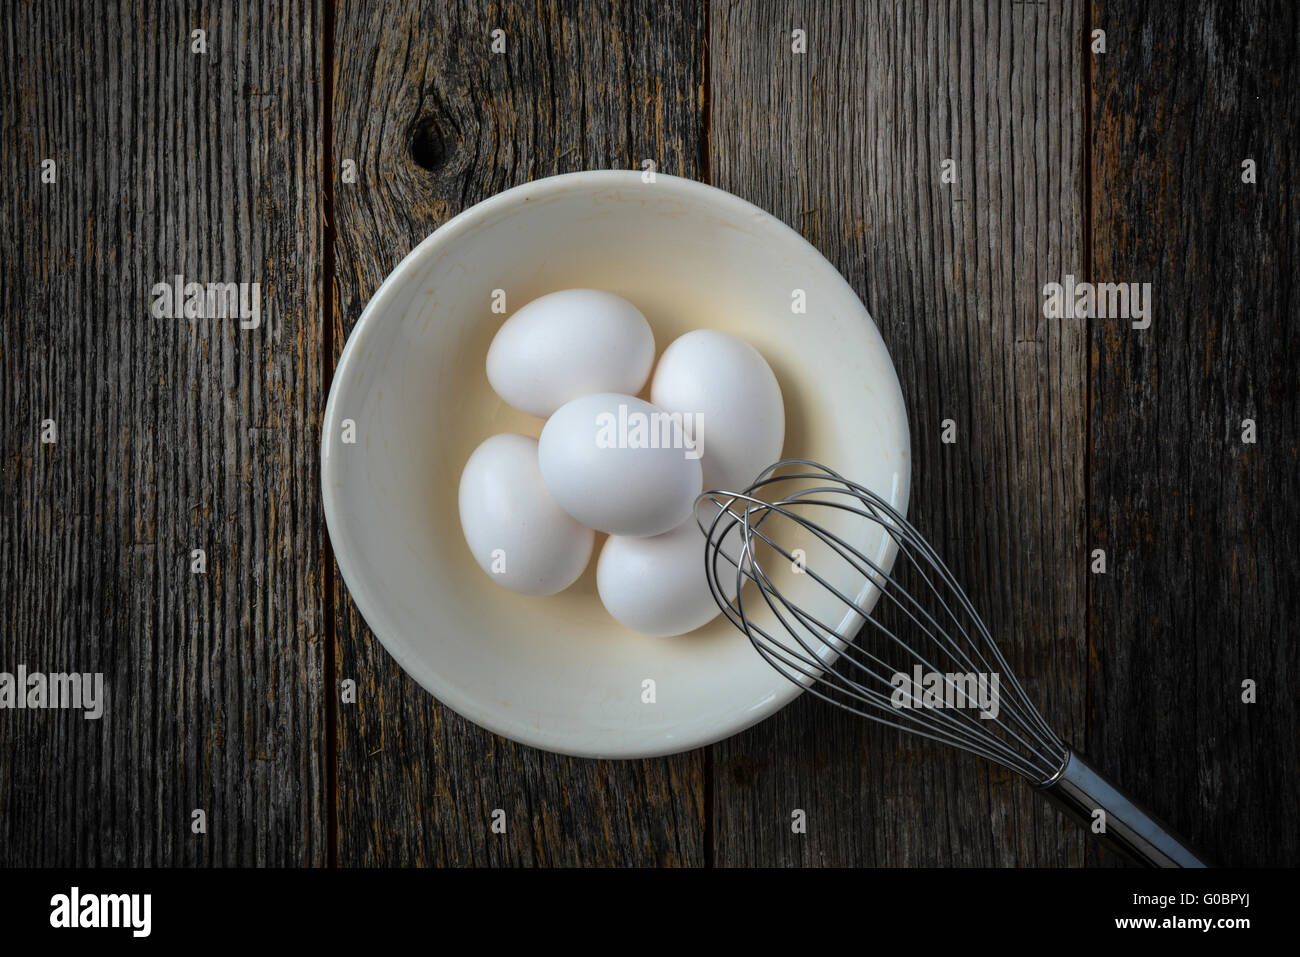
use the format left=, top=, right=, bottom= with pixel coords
left=697, top=459, right=1208, bottom=868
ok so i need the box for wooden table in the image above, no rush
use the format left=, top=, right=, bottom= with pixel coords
left=2, top=0, right=1296, bottom=867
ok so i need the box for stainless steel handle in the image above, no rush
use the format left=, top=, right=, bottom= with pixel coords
left=1036, top=750, right=1210, bottom=868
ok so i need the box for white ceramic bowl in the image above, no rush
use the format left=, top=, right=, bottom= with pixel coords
left=321, top=171, right=910, bottom=758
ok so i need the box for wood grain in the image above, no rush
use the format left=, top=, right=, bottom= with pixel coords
left=708, top=0, right=1092, bottom=865
left=1088, top=0, right=1300, bottom=866
left=0, top=1, right=328, bottom=864
left=328, top=0, right=708, bottom=865
left=2, top=0, right=1296, bottom=869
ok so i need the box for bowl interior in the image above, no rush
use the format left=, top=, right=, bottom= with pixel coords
left=322, top=171, right=910, bottom=758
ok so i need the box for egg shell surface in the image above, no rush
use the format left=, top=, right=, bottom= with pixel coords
left=458, top=433, right=595, bottom=595
left=486, top=289, right=655, bottom=418
left=597, top=519, right=722, bottom=637
left=538, top=393, right=703, bottom=537
left=650, top=329, right=785, bottom=493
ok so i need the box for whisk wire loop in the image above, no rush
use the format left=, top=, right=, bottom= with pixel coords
left=696, top=459, right=1068, bottom=784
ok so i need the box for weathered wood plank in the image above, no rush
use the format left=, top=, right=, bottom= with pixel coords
left=0, top=0, right=328, bottom=865
left=708, top=0, right=1090, bottom=865
left=1088, top=0, right=1300, bottom=866
left=5, top=0, right=1291, bottom=872
left=329, top=0, right=708, bottom=865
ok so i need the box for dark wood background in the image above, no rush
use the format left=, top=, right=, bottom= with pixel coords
left=2, top=0, right=1295, bottom=866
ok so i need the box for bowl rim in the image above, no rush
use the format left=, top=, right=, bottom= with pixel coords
left=321, top=169, right=911, bottom=759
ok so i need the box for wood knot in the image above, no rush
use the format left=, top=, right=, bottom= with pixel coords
left=408, top=115, right=455, bottom=173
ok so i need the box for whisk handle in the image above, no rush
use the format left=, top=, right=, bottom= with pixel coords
left=1037, top=751, right=1210, bottom=868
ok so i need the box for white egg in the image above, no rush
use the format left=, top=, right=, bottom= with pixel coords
left=486, top=289, right=655, bottom=418
left=597, top=520, right=722, bottom=637
left=458, top=433, right=595, bottom=595
left=650, top=329, right=785, bottom=493
left=538, top=393, right=703, bottom=537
